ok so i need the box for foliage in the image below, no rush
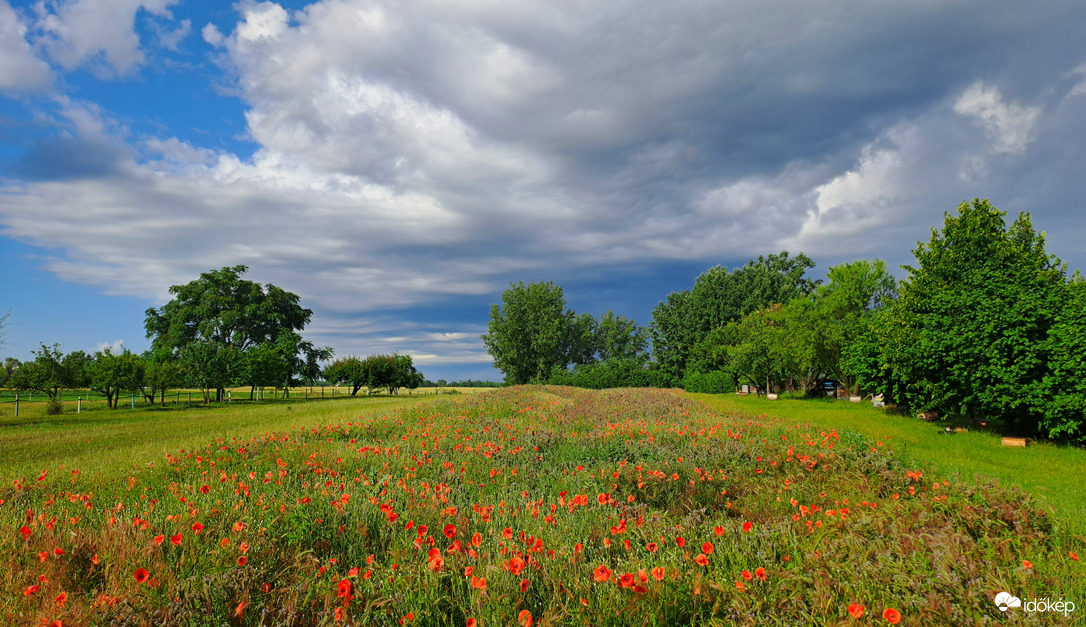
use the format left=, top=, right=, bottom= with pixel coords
left=887, top=200, right=1067, bottom=431
left=547, top=358, right=675, bottom=389
left=596, top=311, right=650, bottom=363
left=482, top=282, right=582, bottom=384
left=7, top=344, right=80, bottom=404
left=180, top=342, right=242, bottom=403
left=1041, top=275, right=1086, bottom=442
left=89, top=349, right=145, bottom=409
left=145, top=266, right=331, bottom=402
left=651, top=251, right=817, bottom=378
left=324, top=354, right=424, bottom=395
left=679, top=369, right=733, bottom=393
left=140, top=351, right=185, bottom=406
left=0, top=357, right=21, bottom=387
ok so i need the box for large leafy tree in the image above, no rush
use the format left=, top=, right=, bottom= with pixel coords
left=141, top=350, right=185, bottom=405
left=651, top=251, right=818, bottom=378
left=596, top=311, right=649, bottom=363
left=145, top=266, right=330, bottom=402
left=1041, top=274, right=1086, bottom=442
left=888, top=199, right=1067, bottom=431
left=483, top=281, right=581, bottom=384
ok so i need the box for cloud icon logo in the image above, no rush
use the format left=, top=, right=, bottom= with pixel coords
left=995, top=592, right=1022, bottom=612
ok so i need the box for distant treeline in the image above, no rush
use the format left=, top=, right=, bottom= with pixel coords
left=420, top=379, right=503, bottom=388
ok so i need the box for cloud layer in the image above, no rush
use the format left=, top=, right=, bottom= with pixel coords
left=2, top=0, right=1086, bottom=373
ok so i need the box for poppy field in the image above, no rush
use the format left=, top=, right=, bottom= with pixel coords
left=2, top=386, right=1081, bottom=625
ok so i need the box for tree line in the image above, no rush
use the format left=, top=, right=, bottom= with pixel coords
left=2, top=266, right=424, bottom=412
left=483, top=200, right=1085, bottom=443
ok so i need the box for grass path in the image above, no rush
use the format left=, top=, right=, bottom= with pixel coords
left=0, top=396, right=425, bottom=483
left=688, top=392, right=1086, bottom=539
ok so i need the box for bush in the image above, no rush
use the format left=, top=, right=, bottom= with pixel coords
left=681, top=370, right=734, bottom=394
left=46, top=398, right=63, bottom=415
left=547, top=359, right=675, bottom=389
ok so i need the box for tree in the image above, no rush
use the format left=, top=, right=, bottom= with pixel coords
left=145, top=266, right=330, bottom=402
left=596, top=311, right=649, bottom=363
left=651, top=252, right=818, bottom=378
left=1041, top=274, right=1086, bottom=442
left=324, top=356, right=370, bottom=395
left=0, top=357, right=21, bottom=387
left=8, top=344, right=79, bottom=412
left=90, top=349, right=145, bottom=409
left=810, top=259, right=898, bottom=394
left=391, top=353, right=424, bottom=395
left=141, top=350, right=185, bottom=405
left=180, top=342, right=242, bottom=403
left=887, top=199, right=1066, bottom=431
left=482, top=282, right=580, bottom=384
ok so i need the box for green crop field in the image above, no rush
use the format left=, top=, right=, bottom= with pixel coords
left=1, top=387, right=1082, bottom=626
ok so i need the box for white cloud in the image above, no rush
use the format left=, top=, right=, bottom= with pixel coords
left=953, top=81, right=1040, bottom=154
left=32, top=0, right=179, bottom=76
left=0, top=0, right=54, bottom=93
left=201, top=23, right=225, bottom=47
left=156, top=18, right=190, bottom=51
left=95, top=339, right=125, bottom=354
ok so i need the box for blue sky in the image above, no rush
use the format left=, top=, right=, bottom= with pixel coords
left=2, top=0, right=1086, bottom=381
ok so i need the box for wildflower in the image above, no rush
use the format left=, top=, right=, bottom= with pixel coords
left=192, top=522, right=205, bottom=534
left=754, top=567, right=767, bottom=581
left=713, top=525, right=724, bottom=536
left=518, top=609, right=533, bottom=627
left=53, top=547, right=65, bottom=556
left=848, top=603, right=865, bottom=618
left=238, top=556, right=248, bottom=566
left=134, top=568, right=149, bottom=583
left=401, top=612, right=415, bottom=624
left=233, top=521, right=246, bottom=532
left=171, top=533, right=182, bottom=545
left=55, top=591, right=67, bottom=606
left=1071, top=552, right=1079, bottom=561
left=444, top=523, right=457, bottom=539
left=337, top=579, right=352, bottom=598
left=742, top=521, right=753, bottom=533
left=24, top=585, right=40, bottom=596
left=735, top=580, right=746, bottom=591
left=694, top=554, right=709, bottom=566
left=335, top=607, right=345, bottom=621
left=467, top=620, right=477, bottom=627
left=593, top=565, right=612, bottom=582
left=235, top=601, right=247, bottom=616
left=646, top=542, right=658, bottom=553
left=701, top=542, right=713, bottom=555
left=675, top=536, right=685, bottom=548
left=882, top=608, right=901, bottom=624
left=472, top=532, right=482, bottom=547
left=651, top=566, right=665, bottom=581
left=1022, top=559, right=1033, bottom=570
left=741, top=570, right=753, bottom=581
left=619, top=572, right=635, bottom=587
left=520, top=578, right=530, bottom=592
left=19, top=526, right=31, bottom=540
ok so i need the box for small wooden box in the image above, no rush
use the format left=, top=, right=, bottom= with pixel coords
left=1001, top=437, right=1029, bottom=447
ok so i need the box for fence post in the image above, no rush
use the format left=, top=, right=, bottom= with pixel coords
left=188, top=391, right=192, bottom=404
left=14, top=394, right=17, bottom=417
left=131, top=394, right=135, bottom=409
left=78, top=397, right=81, bottom=413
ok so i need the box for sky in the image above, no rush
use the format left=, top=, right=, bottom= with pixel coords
left=2, top=0, right=1085, bottom=381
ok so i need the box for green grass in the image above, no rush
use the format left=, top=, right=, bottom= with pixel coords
left=0, top=395, right=426, bottom=483
left=689, top=392, right=1086, bottom=540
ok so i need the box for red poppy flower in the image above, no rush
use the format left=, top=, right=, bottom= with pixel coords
left=619, top=572, right=635, bottom=587
left=1022, top=559, right=1033, bottom=570
left=646, top=542, right=658, bottom=553
left=518, top=610, right=533, bottom=627
left=735, top=580, right=746, bottom=591
left=675, top=536, right=685, bottom=548
left=502, top=527, right=513, bottom=539
left=520, top=578, right=530, bottom=592
left=651, top=566, right=665, bottom=581
left=701, top=542, right=713, bottom=555
left=741, top=570, right=753, bottom=581
left=694, top=554, right=709, bottom=566
left=24, top=585, right=40, bottom=596
left=713, top=525, right=725, bottom=536
left=171, top=533, right=182, bottom=545
left=444, top=524, right=457, bottom=539
left=593, top=565, right=612, bottom=582
left=848, top=604, right=865, bottom=618
left=882, top=608, right=901, bottom=624
left=235, top=601, right=247, bottom=616
left=238, top=556, right=248, bottom=566
left=472, top=532, right=482, bottom=547
left=19, top=526, right=31, bottom=540
left=134, top=568, right=149, bottom=583
left=53, top=547, right=65, bottom=556
left=55, top=591, right=67, bottom=606
left=754, top=567, right=767, bottom=581
left=192, top=522, right=204, bottom=534
left=337, top=579, right=352, bottom=598
left=466, top=620, right=477, bottom=627
left=153, top=534, right=165, bottom=545
left=742, top=521, right=753, bottom=533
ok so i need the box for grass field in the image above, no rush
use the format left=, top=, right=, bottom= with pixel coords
left=1, top=387, right=1082, bottom=625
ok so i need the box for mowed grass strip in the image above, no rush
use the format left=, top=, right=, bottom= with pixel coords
left=0, top=395, right=426, bottom=483
left=690, top=392, right=1086, bottom=539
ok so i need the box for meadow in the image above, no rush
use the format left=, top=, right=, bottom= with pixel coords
left=1, top=387, right=1082, bottom=626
